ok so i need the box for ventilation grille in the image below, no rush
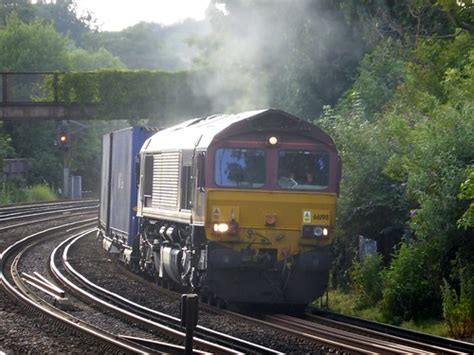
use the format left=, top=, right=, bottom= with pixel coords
left=152, top=152, right=180, bottom=210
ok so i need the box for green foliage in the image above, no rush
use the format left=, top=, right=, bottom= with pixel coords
left=458, top=166, right=474, bottom=229
left=27, top=183, right=57, bottom=202
left=33, top=0, right=94, bottom=44
left=55, top=70, right=211, bottom=121
left=442, top=272, right=474, bottom=339
left=1, top=179, right=27, bottom=204
left=198, top=0, right=366, bottom=118
left=326, top=288, right=449, bottom=337
left=337, top=0, right=472, bottom=45
left=350, top=253, right=384, bottom=307
left=82, top=20, right=205, bottom=70
left=1, top=180, right=56, bottom=204
left=324, top=22, right=473, bottom=324
left=381, top=242, right=442, bottom=323
left=67, top=48, right=125, bottom=71
left=339, top=39, right=406, bottom=117
left=0, top=0, right=35, bottom=26
left=3, top=121, right=63, bottom=186
left=0, top=14, right=69, bottom=71
left=318, top=91, right=409, bottom=275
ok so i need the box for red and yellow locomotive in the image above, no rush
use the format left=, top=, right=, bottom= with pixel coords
left=99, top=109, right=340, bottom=308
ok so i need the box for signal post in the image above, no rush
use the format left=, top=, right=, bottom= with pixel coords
left=56, top=122, right=71, bottom=198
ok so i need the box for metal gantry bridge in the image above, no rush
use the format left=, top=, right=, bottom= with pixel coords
left=0, top=72, right=97, bottom=121
left=0, top=71, right=209, bottom=121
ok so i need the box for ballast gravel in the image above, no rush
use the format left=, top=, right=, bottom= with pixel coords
left=71, top=233, right=324, bottom=354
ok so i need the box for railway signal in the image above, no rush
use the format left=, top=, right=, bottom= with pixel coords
left=55, top=123, right=71, bottom=198
left=56, top=126, right=71, bottom=149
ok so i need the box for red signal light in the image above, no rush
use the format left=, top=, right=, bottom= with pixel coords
left=56, top=125, right=71, bottom=149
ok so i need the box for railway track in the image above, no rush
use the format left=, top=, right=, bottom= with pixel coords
left=51, top=229, right=281, bottom=354
left=0, top=200, right=98, bottom=225
left=0, top=220, right=158, bottom=353
left=263, top=314, right=469, bottom=354
left=2, top=214, right=230, bottom=353
left=4, top=201, right=470, bottom=353
left=64, top=229, right=474, bottom=354
left=308, top=307, right=474, bottom=354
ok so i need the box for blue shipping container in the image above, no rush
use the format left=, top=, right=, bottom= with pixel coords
left=99, top=127, right=155, bottom=245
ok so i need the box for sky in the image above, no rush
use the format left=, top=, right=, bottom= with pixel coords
left=74, top=0, right=212, bottom=31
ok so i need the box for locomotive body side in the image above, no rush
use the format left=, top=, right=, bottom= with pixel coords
left=133, top=109, right=341, bottom=307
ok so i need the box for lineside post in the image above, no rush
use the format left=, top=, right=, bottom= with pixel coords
left=180, top=293, right=199, bottom=355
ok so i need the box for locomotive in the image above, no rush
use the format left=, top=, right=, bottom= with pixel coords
left=99, top=109, right=341, bottom=308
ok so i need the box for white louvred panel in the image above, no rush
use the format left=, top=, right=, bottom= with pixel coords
left=152, top=152, right=180, bottom=210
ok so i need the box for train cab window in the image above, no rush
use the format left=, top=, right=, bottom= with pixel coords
left=143, top=155, right=154, bottom=207
left=180, top=166, right=192, bottom=210
left=215, top=148, right=265, bottom=188
left=278, top=150, right=329, bottom=190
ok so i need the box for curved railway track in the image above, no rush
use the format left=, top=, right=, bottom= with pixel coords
left=64, top=228, right=474, bottom=354
left=0, top=200, right=98, bottom=225
left=308, top=307, right=474, bottom=354
left=1, top=205, right=280, bottom=354
left=2, top=201, right=472, bottom=354
left=262, top=314, right=468, bottom=354
left=51, top=230, right=281, bottom=354
left=0, top=220, right=157, bottom=353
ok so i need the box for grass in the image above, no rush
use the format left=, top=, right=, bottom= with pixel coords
left=1, top=182, right=57, bottom=204
left=28, top=184, right=57, bottom=202
left=318, top=288, right=449, bottom=337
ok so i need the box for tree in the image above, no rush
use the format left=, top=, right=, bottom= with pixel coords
left=194, top=0, right=366, bottom=118
left=458, top=166, right=474, bottom=230
left=34, top=0, right=95, bottom=45
left=82, top=20, right=208, bottom=70
left=67, top=47, right=125, bottom=71
left=0, top=13, right=126, bottom=194
left=322, top=8, right=473, bottom=322
left=337, top=0, right=473, bottom=45
left=0, top=0, right=34, bottom=26
left=0, top=14, right=69, bottom=71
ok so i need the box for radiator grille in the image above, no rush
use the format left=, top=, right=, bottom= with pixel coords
left=152, top=152, right=180, bottom=210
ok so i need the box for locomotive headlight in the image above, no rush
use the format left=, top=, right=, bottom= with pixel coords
left=267, top=136, right=278, bottom=145
left=302, top=225, right=329, bottom=238
left=213, top=223, right=229, bottom=233
left=313, top=227, right=323, bottom=237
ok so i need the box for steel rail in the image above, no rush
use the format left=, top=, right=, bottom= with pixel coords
left=309, top=307, right=474, bottom=354
left=265, top=314, right=440, bottom=354
left=59, top=230, right=281, bottom=354
left=0, top=209, right=97, bottom=234
left=51, top=230, right=277, bottom=354
left=0, top=204, right=98, bottom=223
left=0, top=220, right=154, bottom=354
left=0, top=199, right=97, bottom=213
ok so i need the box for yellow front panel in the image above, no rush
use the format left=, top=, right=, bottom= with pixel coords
left=205, top=189, right=337, bottom=261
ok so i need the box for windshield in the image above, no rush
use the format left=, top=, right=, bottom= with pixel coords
left=215, top=148, right=266, bottom=188
left=278, top=150, right=329, bottom=190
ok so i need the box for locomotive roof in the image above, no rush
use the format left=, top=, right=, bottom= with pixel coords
left=141, top=109, right=336, bottom=153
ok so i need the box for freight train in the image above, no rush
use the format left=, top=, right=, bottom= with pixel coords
left=98, top=109, right=341, bottom=308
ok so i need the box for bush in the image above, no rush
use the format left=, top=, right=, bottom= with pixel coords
left=381, top=242, right=442, bottom=324
left=350, top=253, right=383, bottom=308
left=442, top=272, right=474, bottom=339
left=1, top=179, right=28, bottom=204
left=27, top=184, right=57, bottom=202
